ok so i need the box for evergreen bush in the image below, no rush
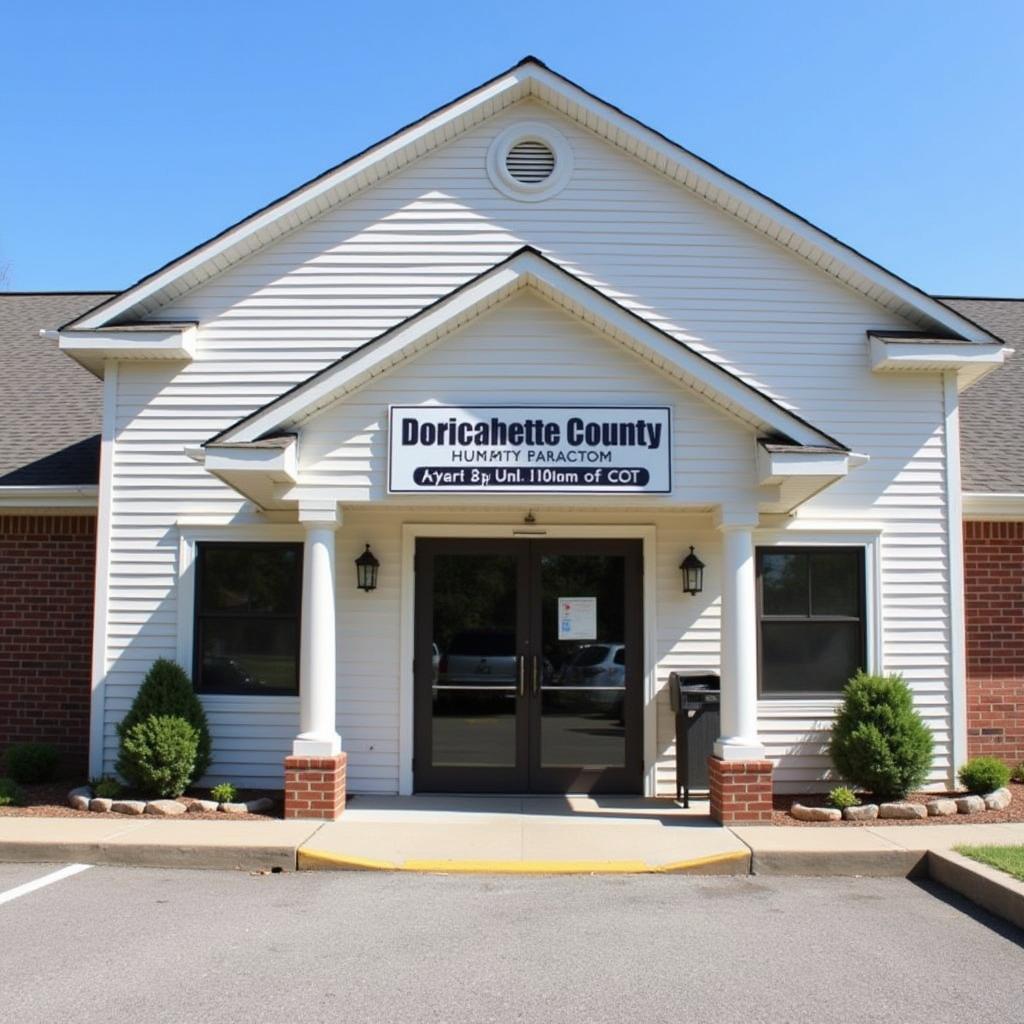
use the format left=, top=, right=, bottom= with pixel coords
left=116, top=715, right=199, bottom=798
left=827, top=786, right=858, bottom=810
left=0, top=777, right=26, bottom=806
left=2, top=742, right=60, bottom=784
left=958, top=757, right=1011, bottom=795
left=828, top=672, right=933, bottom=802
left=117, top=659, right=211, bottom=780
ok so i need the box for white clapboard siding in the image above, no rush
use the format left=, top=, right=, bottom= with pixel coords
left=98, top=98, right=956, bottom=792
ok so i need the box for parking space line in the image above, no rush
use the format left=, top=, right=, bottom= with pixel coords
left=0, top=863, right=92, bottom=906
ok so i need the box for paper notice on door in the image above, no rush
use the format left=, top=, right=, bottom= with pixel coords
left=557, top=597, right=597, bottom=640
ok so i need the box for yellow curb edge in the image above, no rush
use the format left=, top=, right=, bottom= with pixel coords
left=297, top=847, right=751, bottom=875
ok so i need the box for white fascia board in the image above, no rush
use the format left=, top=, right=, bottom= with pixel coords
left=69, top=74, right=528, bottom=330
left=0, top=485, right=98, bottom=509
left=756, top=447, right=851, bottom=485
left=215, top=251, right=842, bottom=450
left=527, top=66, right=997, bottom=344
left=67, top=59, right=994, bottom=347
left=962, top=492, right=1024, bottom=520
left=869, top=336, right=1007, bottom=390
left=59, top=325, right=197, bottom=377
left=204, top=439, right=298, bottom=481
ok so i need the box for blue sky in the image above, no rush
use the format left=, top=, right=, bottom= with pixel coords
left=1, top=1, right=1022, bottom=296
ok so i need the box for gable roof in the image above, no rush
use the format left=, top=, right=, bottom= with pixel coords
left=64, top=57, right=996, bottom=346
left=941, top=296, right=1024, bottom=493
left=0, top=292, right=113, bottom=487
left=206, top=246, right=847, bottom=453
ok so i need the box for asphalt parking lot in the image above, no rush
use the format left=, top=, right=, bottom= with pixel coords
left=0, top=863, right=1021, bottom=1024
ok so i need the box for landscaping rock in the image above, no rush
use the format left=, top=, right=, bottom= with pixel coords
left=68, top=786, right=92, bottom=811
left=843, top=803, right=879, bottom=821
left=956, top=794, right=986, bottom=814
left=145, top=799, right=188, bottom=817
left=110, top=800, right=146, bottom=815
left=245, top=798, right=274, bottom=814
left=790, top=803, right=841, bottom=822
left=984, top=787, right=1012, bottom=811
left=219, top=802, right=248, bottom=814
left=926, top=799, right=958, bottom=817
left=186, top=799, right=219, bottom=813
left=89, top=797, right=113, bottom=813
left=956, top=795, right=986, bottom=814
left=879, top=801, right=927, bottom=819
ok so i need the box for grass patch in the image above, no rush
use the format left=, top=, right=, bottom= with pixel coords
left=955, top=844, right=1024, bottom=882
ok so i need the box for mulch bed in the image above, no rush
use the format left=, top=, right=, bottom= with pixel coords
left=0, top=780, right=282, bottom=820
left=772, top=781, right=1024, bottom=826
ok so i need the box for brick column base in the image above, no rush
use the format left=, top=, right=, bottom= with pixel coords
left=284, top=753, right=347, bottom=820
left=708, top=756, right=773, bottom=824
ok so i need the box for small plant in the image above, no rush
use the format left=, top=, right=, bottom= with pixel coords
left=210, top=782, right=237, bottom=804
left=89, top=776, right=124, bottom=800
left=828, top=786, right=858, bottom=810
left=2, top=742, right=60, bottom=784
left=116, top=715, right=199, bottom=798
left=828, top=672, right=934, bottom=802
left=1012, top=762, right=1024, bottom=785
left=958, top=756, right=1011, bottom=795
left=0, top=777, right=26, bottom=807
left=117, top=658, right=211, bottom=781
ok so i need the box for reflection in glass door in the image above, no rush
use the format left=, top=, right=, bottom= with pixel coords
left=413, top=538, right=642, bottom=794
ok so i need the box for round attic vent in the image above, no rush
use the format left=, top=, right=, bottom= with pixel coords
left=487, top=122, right=573, bottom=202
left=505, top=139, right=556, bottom=183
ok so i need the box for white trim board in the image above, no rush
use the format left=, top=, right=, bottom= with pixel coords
left=398, top=523, right=659, bottom=797
left=66, top=59, right=996, bottom=345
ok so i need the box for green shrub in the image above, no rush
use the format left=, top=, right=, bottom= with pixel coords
left=116, top=715, right=199, bottom=798
left=958, top=757, right=1011, bottom=795
left=0, top=777, right=26, bottom=807
left=210, top=782, right=237, bottom=804
left=828, top=786, right=858, bottom=810
left=2, top=742, right=60, bottom=784
left=89, top=777, right=124, bottom=800
left=828, top=672, right=934, bottom=802
left=1012, top=762, right=1024, bottom=785
left=117, top=658, right=211, bottom=781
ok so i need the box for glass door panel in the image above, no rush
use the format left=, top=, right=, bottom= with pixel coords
left=414, top=540, right=528, bottom=792
left=529, top=540, right=643, bottom=794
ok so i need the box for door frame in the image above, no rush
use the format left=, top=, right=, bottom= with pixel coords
left=399, top=523, right=658, bottom=796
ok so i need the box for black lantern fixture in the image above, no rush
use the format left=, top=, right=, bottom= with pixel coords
left=355, top=544, right=380, bottom=592
left=679, top=546, right=705, bottom=595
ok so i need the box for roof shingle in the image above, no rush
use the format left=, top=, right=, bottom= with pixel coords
left=939, top=296, right=1024, bottom=494
left=0, top=292, right=113, bottom=485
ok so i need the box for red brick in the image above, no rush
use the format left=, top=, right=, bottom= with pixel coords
left=707, top=755, right=773, bottom=824
left=283, top=752, right=346, bottom=820
left=0, top=514, right=96, bottom=773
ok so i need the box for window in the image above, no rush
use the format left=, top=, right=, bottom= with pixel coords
left=194, top=542, right=303, bottom=696
left=757, top=546, right=866, bottom=697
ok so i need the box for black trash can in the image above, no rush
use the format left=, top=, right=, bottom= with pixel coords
left=668, top=672, right=721, bottom=807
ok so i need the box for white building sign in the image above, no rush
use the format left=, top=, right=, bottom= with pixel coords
left=558, top=597, right=597, bottom=640
left=388, top=406, right=672, bottom=494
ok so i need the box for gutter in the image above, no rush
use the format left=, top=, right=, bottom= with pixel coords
left=0, top=485, right=99, bottom=510
left=962, top=492, right=1024, bottom=520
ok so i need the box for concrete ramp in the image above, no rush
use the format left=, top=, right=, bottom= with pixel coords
left=297, top=796, right=750, bottom=874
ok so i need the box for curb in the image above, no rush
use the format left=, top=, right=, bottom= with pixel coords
left=747, top=848, right=927, bottom=878
left=927, top=850, right=1024, bottom=931
left=296, top=847, right=751, bottom=875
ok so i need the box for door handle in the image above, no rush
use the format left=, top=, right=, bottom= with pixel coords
left=517, top=655, right=525, bottom=698
left=532, top=654, right=540, bottom=696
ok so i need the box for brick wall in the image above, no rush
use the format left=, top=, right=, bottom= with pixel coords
left=964, top=520, right=1024, bottom=765
left=0, top=515, right=96, bottom=774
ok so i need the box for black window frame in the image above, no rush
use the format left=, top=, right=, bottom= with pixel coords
left=756, top=545, right=867, bottom=698
left=193, top=541, right=304, bottom=697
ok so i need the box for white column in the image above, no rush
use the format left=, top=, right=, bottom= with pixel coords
left=714, top=521, right=765, bottom=760
left=293, top=504, right=341, bottom=757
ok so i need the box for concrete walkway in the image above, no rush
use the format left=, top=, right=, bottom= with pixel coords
left=298, top=796, right=749, bottom=873
left=1, top=801, right=1022, bottom=878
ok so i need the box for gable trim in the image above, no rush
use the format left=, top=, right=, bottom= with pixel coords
left=205, top=247, right=847, bottom=452
left=64, top=58, right=997, bottom=346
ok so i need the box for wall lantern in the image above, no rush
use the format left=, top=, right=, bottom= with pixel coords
left=679, top=546, right=705, bottom=596
left=355, top=544, right=380, bottom=592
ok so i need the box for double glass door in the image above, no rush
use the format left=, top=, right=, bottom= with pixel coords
left=413, top=538, right=643, bottom=793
